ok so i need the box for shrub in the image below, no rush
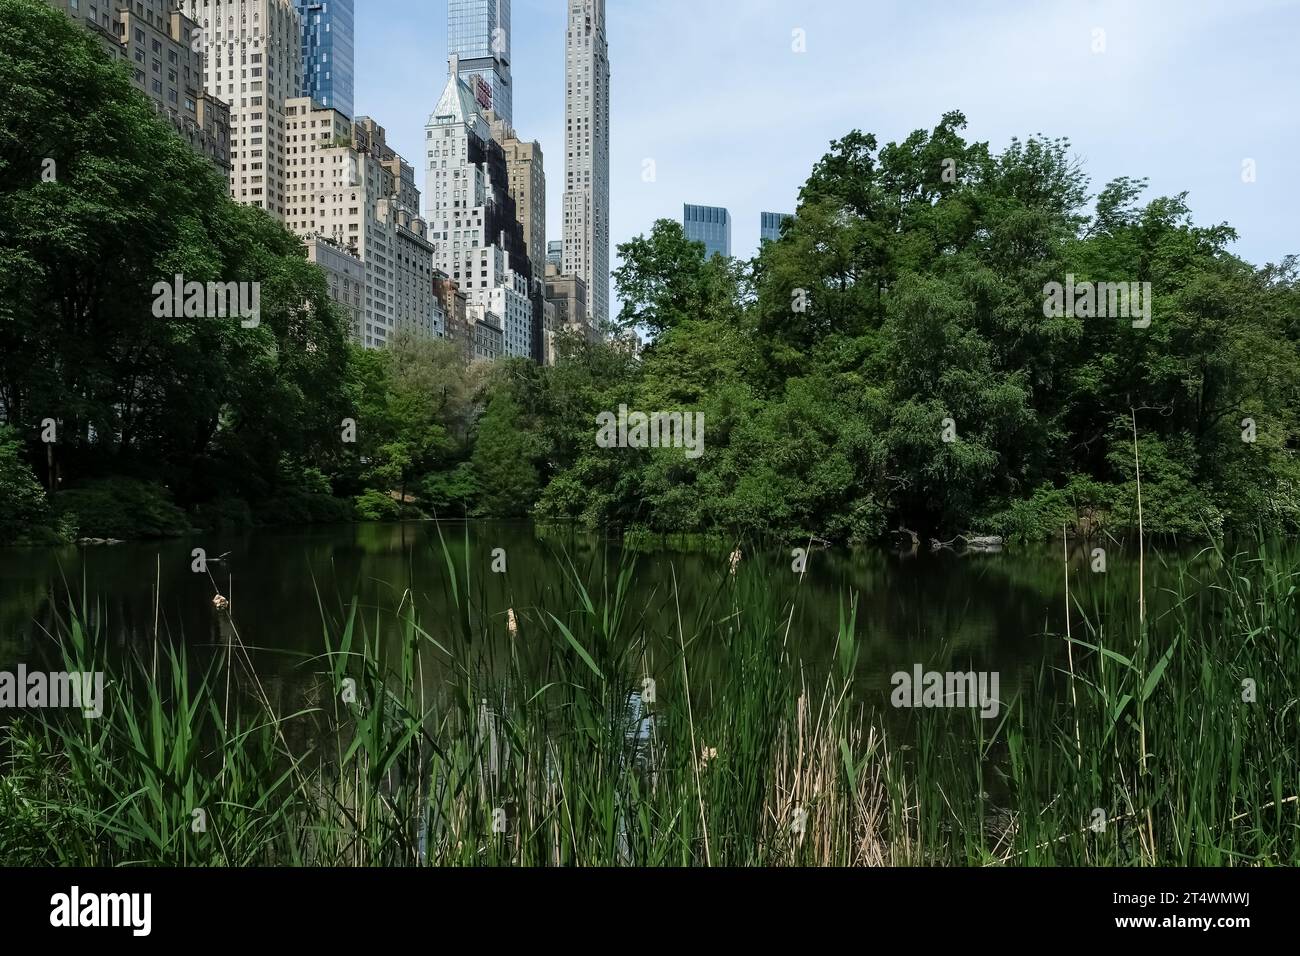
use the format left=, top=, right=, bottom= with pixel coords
left=0, top=426, right=55, bottom=544
left=420, top=463, right=477, bottom=513
left=256, top=491, right=354, bottom=526
left=354, top=489, right=400, bottom=522
left=192, top=497, right=254, bottom=533
left=53, top=478, right=192, bottom=539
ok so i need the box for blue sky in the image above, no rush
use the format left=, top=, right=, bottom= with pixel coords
left=358, top=0, right=1298, bottom=272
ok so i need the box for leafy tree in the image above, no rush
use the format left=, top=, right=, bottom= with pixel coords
left=472, top=391, right=539, bottom=518
left=0, top=425, right=52, bottom=543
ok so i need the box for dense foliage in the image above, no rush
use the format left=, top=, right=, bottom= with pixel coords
left=497, top=120, right=1300, bottom=542
left=1, top=0, right=1296, bottom=544
left=0, top=0, right=352, bottom=541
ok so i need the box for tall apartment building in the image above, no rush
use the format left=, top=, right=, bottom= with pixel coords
left=355, top=115, right=422, bottom=212
left=540, top=297, right=559, bottom=366
left=49, top=0, right=230, bottom=172
left=284, top=97, right=439, bottom=347
left=425, top=58, right=533, bottom=359
left=545, top=263, right=592, bottom=343
left=760, top=211, right=792, bottom=243
left=447, top=0, right=512, bottom=124
left=181, top=0, right=302, bottom=220
left=433, top=271, right=473, bottom=362
left=547, top=240, right=563, bottom=271
left=487, top=112, right=546, bottom=363
left=467, top=303, right=504, bottom=361
left=684, top=204, right=731, bottom=259
left=473, top=283, right=532, bottom=359
left=562, top=0, right=610, bottom=330
left=306, top=236, right=364, bottom=339
left=487, top=113, right=545, bottom=284
left=296, top=0, right=354, bottom=119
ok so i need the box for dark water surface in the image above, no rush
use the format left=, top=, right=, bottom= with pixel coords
left=0, top=521, right=1217, bottom=717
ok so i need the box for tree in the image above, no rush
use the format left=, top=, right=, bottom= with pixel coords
left=472, top=391, right=539, bottom=518
left=0, top=0, right=351, bottom=519
left=0, top=425, right=52, bottom=543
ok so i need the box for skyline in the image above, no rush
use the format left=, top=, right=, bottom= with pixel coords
left=356, top=0, right=1297, bottom=282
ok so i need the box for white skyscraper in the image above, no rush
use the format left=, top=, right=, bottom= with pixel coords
left=562, top=0, right=610, bottom=330
left=425, top=58, right=534, bottom=359
left=181, top=0, right=302, bottom=221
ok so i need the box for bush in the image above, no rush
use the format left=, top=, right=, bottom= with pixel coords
left=255, top=491, right=354, bottom=526
left=986, top=475, right=1121, bottom=542
left=192, top=497, right=254, bottom=533
left=420, top=463, right=477, bottom=513
left=53, top=478, right=192, bottom=539
left=0, top=426, right=56, bottom=544
left=354, top=489, right=400, bottom=522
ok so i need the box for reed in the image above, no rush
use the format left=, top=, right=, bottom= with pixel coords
left=1, top=533, right=1295, bottom=866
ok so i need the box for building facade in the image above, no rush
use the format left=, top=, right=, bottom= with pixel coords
left=545, top=263, right=592, bottom=345
left=306, top=236, right=365, bottom=339
left=562, top=0, right=610, bottom=330
left=447, top=0, right=511, bottom=124
left=472, top=281, right=532, bottom=359
left=760, top=211, right=792, bottom=243
left=424, top=61, right=530, bottom=292
left=49, top=0, right=231, bottom=172
left=434, top=271, right=473, bottom=362
left=296, top=0, right=354, bottom=119
left=467, top=303, right=504, bottom=361
left=424, top=59, right=534, bottom=362
left=684, top=203, right=731, bottom=259
left=547, top=240, right=563, bottom=271
left=285, top=97, right=435, bottom=348
left=487, top=113, right=546, bottom=285
left=181, top=0, right=301, bottom=220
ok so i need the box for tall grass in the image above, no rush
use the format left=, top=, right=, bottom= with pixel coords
left=0, top=534, right=1295, bottom=866
left=888, top=539, right=1300, bottom=865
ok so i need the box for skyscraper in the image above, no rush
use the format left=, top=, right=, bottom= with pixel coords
left=487, top=112, right=548, bottom=363
left=547, top=240, right=563, bottom=271
left=296, top=0, right=355, bottom=119
left=285, top=99, right=438, bottom=348
left=760, top=211, right=792, bottom=244
left=562, top=0, right=610, bottom=330
left=684, top=204, right=731, bottom=259
left=488, top=113, right=546, bottom=286
left=49, top=0, right=230, bottom=172
left=448, top=0, right=512, bottom=124
left=181, top=0, right=302, bottom=221
left=425, top=59, right=534, bottom=359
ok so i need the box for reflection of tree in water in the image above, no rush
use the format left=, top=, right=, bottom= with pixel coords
left=0, top=523, right=1236, bottom=748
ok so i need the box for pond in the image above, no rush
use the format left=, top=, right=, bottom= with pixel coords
left=0, top=521, right=1211, bottom=726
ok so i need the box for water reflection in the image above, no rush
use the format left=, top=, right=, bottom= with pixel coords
left=0, top=522, right=1220, bottom=721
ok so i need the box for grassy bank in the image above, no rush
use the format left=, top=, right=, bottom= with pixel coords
left=1, top=533, right=1296, bottom=866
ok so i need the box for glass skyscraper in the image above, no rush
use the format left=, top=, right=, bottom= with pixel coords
left=684, top=204, right=732, bottom=259
left=760, top=211, right=792, bottom=243
left=448, top=0, right=512, bottom=124
left=297, top=0, right=355, bottom=120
